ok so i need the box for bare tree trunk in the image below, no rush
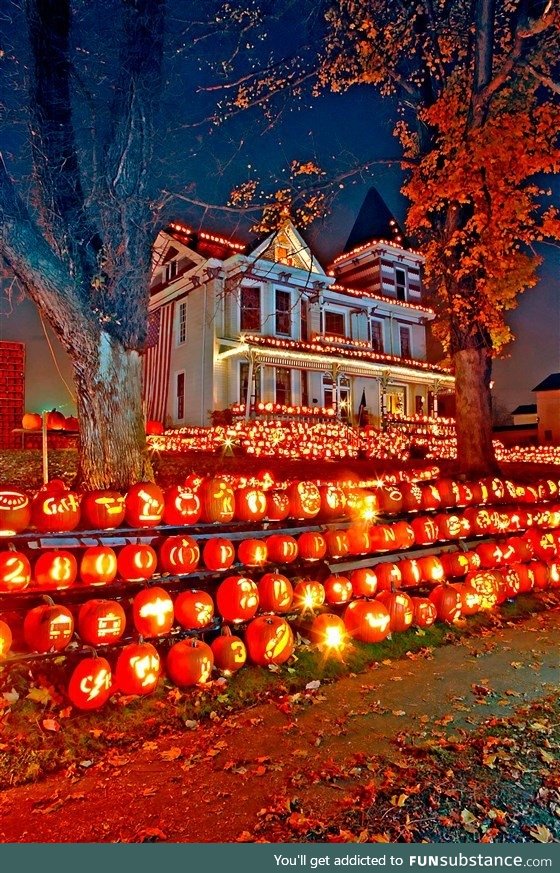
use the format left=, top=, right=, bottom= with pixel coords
left=73, top=332, right=153, bottom=490
left=453, top=344, right=499, bottom=478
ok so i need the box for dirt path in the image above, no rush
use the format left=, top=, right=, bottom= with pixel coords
left=1, top=608, right=558, bottom=843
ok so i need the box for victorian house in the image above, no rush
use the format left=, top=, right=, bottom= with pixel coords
left=143, top=188, right=454, bottom=428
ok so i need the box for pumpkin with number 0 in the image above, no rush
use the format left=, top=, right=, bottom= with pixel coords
left=79, top=546, right=118, bottom=586
left=117, top=543, right=157, bottom=582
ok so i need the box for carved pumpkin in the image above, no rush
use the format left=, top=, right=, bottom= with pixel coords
left=132, top=586, right=174, bottom=637
left=464, top=570, right=500, bottom=610
left=117, top=543, right=157, bottom=582
left=166, top=638, right=214, bottom=686
left=292, top=579, right=326, bottom=612
left=417, top=555, right=445, bottom=584
left=80, top=490, right=125, bottom=530
left=367, top=524, right=396, bottom=553
left=436, top=479, right=461, bottom=508
left=33, top=550, right=77, bottom=590
left=244, top=615, right=294, bottom=666
left=202, top=537, right=235, bottom=572
left=68, top=656, right=113, bottom=710
left=237, top=538, right=268, bottom=568
left=199, top=478, right=235, bottom=524
left=392, top=520, right=415, bottom=550
left=475, top=542, right=504, bottom=569
left=373, top=485, right=403, bottom=515
left=345, top=525, right=371, bottom=555
left=500, top=566, right=521, bottom=600
left=524, top=529, right=557, bottom=562
left=531, top=561, right=550, bottom=591
left=374, top=562, right=402, bottom=592
left=344, top=599, right=391, bottom=643
left=452, top=583, right=481, bottom=617
left=0, top=550, right=31, bottom=592
left=124, top=482, right=165, bottom=528
left=324, top=529, right=350, bottom=560
left=376, top=590, right=414, bottom=632
left=513, top=562, right=535, bottom=594
left=0, top=489, right=31, bottom=535
left=174, top=589, right=215, bottom=629
left=400, top=482, right=423, bottom=513
left=265, top=534, right=299, bottom=564
left=411, top=515, right=439, bottom=546
left=308, top=613, right=346, bottom=649
left=297, top=531, right=327, bottom=562
left=265, top=490, right=291, bottom=521
left=211, top=627, right=247, bottom=673
left=323, top=574, right=352, bottom=605
left=287, top=480, right=321, bottom=520
left=349, top=567, right=378, bottom=597
left=411, top=596, right=437, bottom=628
left=396, top=558, right=421, bottom=588
left=428, top=584, right=462, bottom=623
left=32, top=488, right=80, bottom=533
left=345, top=489, right=378, bottom=522
left=235, top=488, right=267, bottom=523
left=319, top=484, right=347, bottom=519
left=159, top=535, right=199, bottom=575
left=439, top=551, right=471, bottom=579
left=162, top=485, right=201, bottom=526
left=78, top=599, right=126, bottom=645
left=463, top=507, right=499, bottom=536
left=79, top=546, right=118, bottom=586
left=257, top=572, right=293, bottom=613
left=420, top=483, right=442, bottom=512
left=216, top=575, right=259, bottom=622
left=23, top=601, right=74, bottom=652
left=0, top=620, right=13, bottom=658
left=436, top=512, right=470, bottom=541
left=115, top=642, right=161, bottom=695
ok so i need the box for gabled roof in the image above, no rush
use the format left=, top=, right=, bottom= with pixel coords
left=343, top=187, right=405, bottom=252
left=246, top=220, right=326, bottom=275
left=511, top=404, right=537, bottom=415
left=532, top=373, right=560, bottom=392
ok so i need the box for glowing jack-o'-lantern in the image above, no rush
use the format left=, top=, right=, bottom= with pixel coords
left=174, top=589, right=215, bottom=629
left=375, top=562, right=402, bottom=592
left=463, top=507, right=499, bottom=536
left=0, top=549, right=31, bottom=592
left=211, top=626, right=247, bottom=673
left=464, top=570, right=500, bottom=610
left=265, top=490, right=291, bottom=521
left=344, top=599, right=391, bottom=643
left=400, top=482, right=423, bottom=513
left=436, top=479, right=461, bottom=508
left=199, top=478, right=235, bottom=524
left=216, top=575, right=259, bottom=622
left=202, top=537, right=235, bottom=572
left=0, top=489, right=31, bottom=535
left=417, top=555, right=445, bottom=584
left=392, top=520, right=415, bottom=551
left=32, top=489, right=81, bottom=533
left=324, top=574, right=352, bottom=606
left=324, top=529, right=350, bottom=560
left=345, top=489, right=378, bottom=522
left=244, top=615, right=294, bottom=666
left=235, top=488, right=267, bottom=523
left=159, top=535, right=199, bottom=575
left=166, top=638, right=214, bottom=686
left=428, top=584, right=462, bottom=623
left=376, top=591, right=414, bottom=632
left=346, top=525, right=371, bottom=556
left=117, top=543, right=157, bottom=582
left=237, top=538, right=268, bottom=567
left=436, top=512, right=470, bottom=541
left=287, top=481, right=321, bottom=520
left=125, top=482, right=164, bottom=528
left=319, top=484, right=347, bottom=519
left=293, top=579, right=326, bottom=612
left=23, top=601, right=74, bottom=652
left=0, top=620, right=13, bottom=658
left=80, top=490, right=125, bottom=530
left=33, top=550, right=77, bottom=590
left=257, top=572, right=293, bottom=613
left=411, top=515, right=439, bottom=546
left=297, top=532, right=327, bottom=562
left=420, top=483, right=442, bottom=512
left=162, top=485, right=201, bottom=526
left=308, top=613, right=346, bottom=650
left=475, top=541, right=504, bottom=569
left=368, top=524, right=397, bottom=553
left=499, top=566, right=521, bottom=600
left=373, top=485, right=403, bottom=515
left=452, top=583, right=481, bottom=617
left=349, top=567, right=378, bottom=597
left=133, top=586, right=174, bottom=637
left=266, top=534, right=299, bottom=564
left=411, top=596, right=437, bottom=628
left=439, top=551, right=470, bottom=579
left=524, top=529, right=557, bottom=562
left=115, top=642, right=161, bottom=695
left=78, top=599, right=126, bottom=645
left=68, top=656, right=112, bottom=710
left=80, top=546, right=118, bottom=586
left=395, top=558, right=421, bottom=589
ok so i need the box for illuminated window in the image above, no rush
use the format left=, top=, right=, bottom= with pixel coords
left=275, top=289, right=291, bottom=336
left=240, top=286, right=261, bottom=331
left=240, top=362, right=260, bottom=406
left=176, top=371, right=185, bottom=420
left=324, top=310, right=345, bottom=337
left=275, top=368, right=291, bottom=405
left=177, top=301, right=187, bottom=345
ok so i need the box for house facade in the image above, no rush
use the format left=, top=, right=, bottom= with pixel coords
left=143, top=191, right=454, bottom=428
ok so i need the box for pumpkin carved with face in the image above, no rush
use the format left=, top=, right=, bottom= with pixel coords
left=115, top=642, right=161, bottom=695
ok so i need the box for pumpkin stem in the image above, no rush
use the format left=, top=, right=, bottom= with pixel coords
left=41, top=594, right=55, bottom=606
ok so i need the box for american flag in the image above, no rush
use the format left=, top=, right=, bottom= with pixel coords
left=142, top=304, right=174, bottom=423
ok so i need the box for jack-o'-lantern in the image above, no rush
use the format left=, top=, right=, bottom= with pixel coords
left=266, top=534, right=298, bottom=564
left=439, top=551, right=470, bottom=579
left=159, top=535, right=199, bottom=575
left=308, top=613, right=346, bottom=649
left=33, top=550, right=77, bottom=590
left=324, top=529, right=350, bottom=560
left=117, top=543, right=157, bottom=582
left=257, top=572, right=293, bottom=613
left=235, top=488, right=267, bottom=523
left=216, top=575, right=259, bottom=623
left=548, top=561, right=560, bottom=589
left=115, top=641, right=161, bottom=695
left=437, top=479, right=461, bottom=508
left=297, top=532, right=327, bottom=562
left=0, top=549, right=31, bottom=592
left=199, top=478, right=235, bottom=524
left=174, top=589, right=214, bottom=629
left=500, top=567, right=521, bottom=600
left=376, top=590, right=414, bottom=632
left=0, top=620, right=13, bottom=658
left=452, top=583, right=481, bottom=617
left=400, top=482, right=423, bottom=513
left=343, top=599, right=391, bottom=643
left=368, top=524, right=397, bottom=553
left=0, top=489, right=31, bottom=535
left=124, top=482, right=164, bottom=528
left=435, top=513, right=470, bottom=541
left=265, top=490, right=291, bottom=521
left=245, top=615, right=294, bottom=666
left=531, top=561, right=550, bottom=591
left=78, top=599, right=126, bottom=645
left=456, top=482, right=475, bottom=508
left=287, top=481, right=321, bottom=520
left=482, top=477, right=506, bottom=504
left=373, top=485, right=403, bottom=515
left=202, top=537, right=235, bottom=572
left=80, top=490, right=125, bottom=530
left=521, top=484, right=539, bottom=504
left=392, top=520, right=415, bottom=551
left=464, top=570, right=500, bottom=610
left=428, top=584, right=462, bottom=623
left=80, top=546, right=118, bottom=586
left=68, top=656, right=112, bottom=710
left=133, top=586, right=174, bottom=637
left=375, top=562, right=402, bottom=592
left=166, top=639, right=214, bottom=686
left=237, top=538, right=268, bottom=567
left=162, top=485, right=201, bottom=526
left=512, top=562, right=535, bottom=594
left=22, top=412, right=42, bottom=431
left=32, top=488, right=80, bottom=533
left=293, top=579, right=326, bottom=612
left=146, top=420, right=164, bottom=435
left=23, top=600, right=74, bottom=652
left=323, top=574, right=352, bottom=605
left=524, top=529, right=557, bottom=562
left=345, top=489, right=378, bottom=522
left=319, top=484, right=347, bottom=519
left=211, top=626, right=247, bottom=673
left=349, top=567, right=378, bottom=597
left=411, top=596, right=437, bottom=628
left=475, top=542, right=504, bottom=569
left=463, top=507, right=500, bottom=536
left=420, top=483, right=442, bottom=512
left=411, top=515, right=439, bottom=546
left=417, top=555, right=445, bottom=584
left=396, top=558, right=421, bottom=588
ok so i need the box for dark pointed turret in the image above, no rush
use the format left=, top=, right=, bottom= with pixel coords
left=343, top=187, right=404, bottom=252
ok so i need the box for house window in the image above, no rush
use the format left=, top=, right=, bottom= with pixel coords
left=177, top=301, right=187, bottom=345
left=275, top=368, right=291, bottom=405
left=395, top=267, right=407, bottom=301
left=324, top=310, right=345, bottom=337
left=371, top=319, right=383, bottom=351
left=275, top=289, right=291, bottom=336
left=164, top=260, right=177, bottom=284
left=240, top=362, right=260, bottom=407
left=385, top=387, right=406, bottom=415
left=176, top=371, right=185, bottom=421
left=300, top=300, right=308, bottom=340
left=399, top=325, right=412, bottom=358
left=301, top=370, right=309, bottom=407
left=240, top=285, right=261, bottom=332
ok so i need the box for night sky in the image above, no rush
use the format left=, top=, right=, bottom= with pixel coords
left=0, top=1, right=558, bottom=418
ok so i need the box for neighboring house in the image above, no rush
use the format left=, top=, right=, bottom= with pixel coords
left=143, top=189, right=455, bottom=428
left=533, top=373, right=560, bottom=444
left=511, top=404, right=537, bottom=427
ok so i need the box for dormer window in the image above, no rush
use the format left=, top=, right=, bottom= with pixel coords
left=395, top=267, right=407, bottom=301
left=164, top=260, right=177, bottom=284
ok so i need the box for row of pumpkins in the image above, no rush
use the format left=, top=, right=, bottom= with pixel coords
left=1, top=507, right=558, bottom=594
left=21, top=411, right=164, bottom=436
left=1, top=475, right=559, bottom=537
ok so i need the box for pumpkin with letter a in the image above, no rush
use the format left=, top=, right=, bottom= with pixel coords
left=292, top=579, right=326, bottom=612
left=216, top=575, right=259, bottom=623
left=166, top=638, right=214, bottom=686
left=350, top=567, right=378, bottom=597
left=297, top=532, right=327, bottom=562
left=411, top=596, right=437, bottom=628
left=80, top=490, right=125, bottom=530
left=115, top=642, right=161, bottom=695
left=79, top=546, right=118, bottom=586
left=33, top=550, right=77, bottom=590
left=0, top=620, right=13, bottom=658
left=266, top=534, right=299, bottom=565
left=376, top=591, right=414, bottom=633
left=244, top=615, right=294, bottom=666
left=265, top=490, right=290, bottom=522
left=0, top=550, right=31, bottom=592
left=174, top=589, right=215, bottom=629
left=202, top=537, right=235, bottom=572
left=428, top=584, right=462, bottom=623
left=132, top=586, right=174, bottom=637
left=78, top=599, right=126, bottom=645
left=343, top=599, right=391, bottom=643
left=163, top=485, right=201, bottom=526
left=68, top=656, right=113, bottom=710
left=23, top=601, right=74, bottom=653
left=159, top=535, right=199, bottom=575
left=324, top=574, right=352, bottom=606
left=211, top=627, right=247, bottom=673
left=237, top=538, right=268, bottom=568
left=0, top=488, right=31, bottom=535
left=199, top=477, right=235, bottom=524
left=287, top=480, right=321, bottom=520
left=32, top=487, right=81, bottom=533
left=124, top=482, right=165, bottom=528
left=257, top=572, right=293, bottom=614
